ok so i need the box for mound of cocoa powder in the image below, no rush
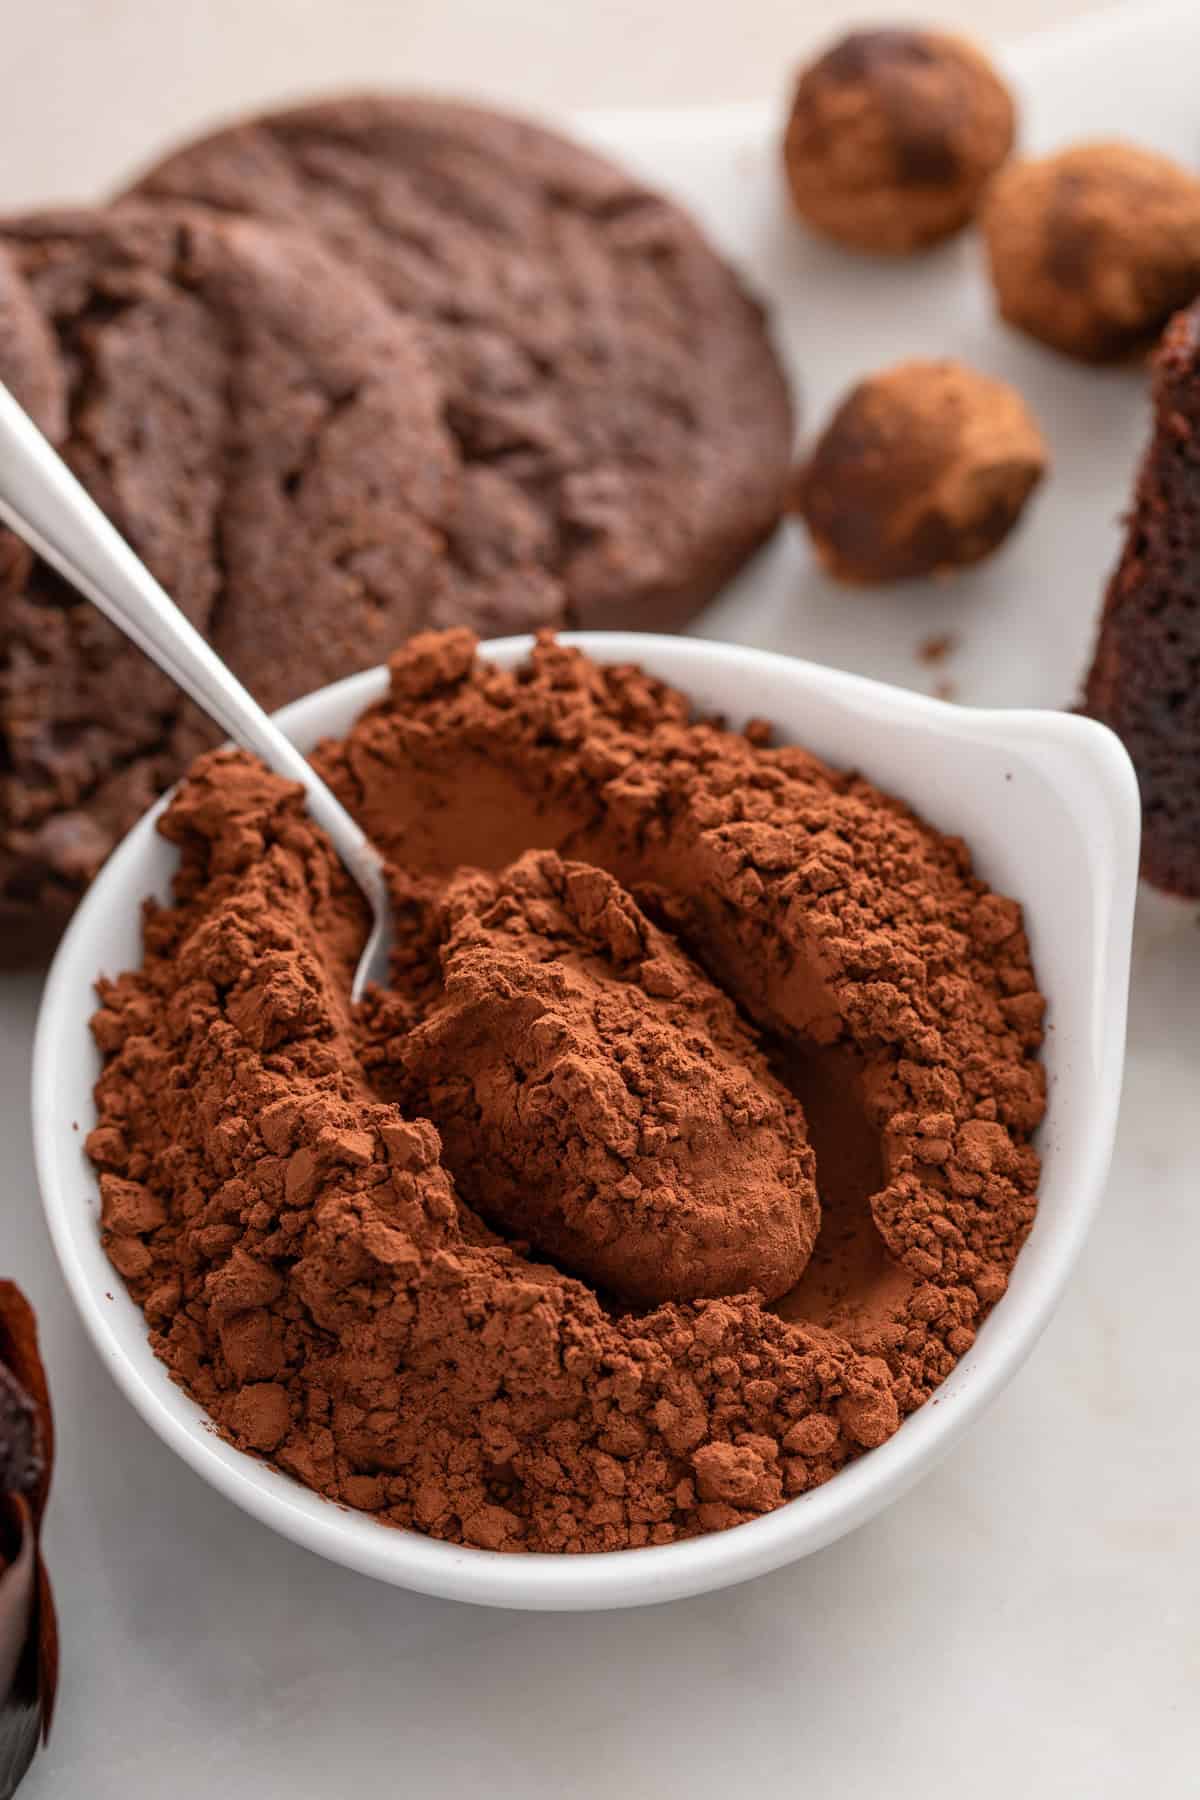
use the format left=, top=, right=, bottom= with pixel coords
left=399, top=851, right=821, bottom=1307
left=87, top=632, right=1045, bottom=1553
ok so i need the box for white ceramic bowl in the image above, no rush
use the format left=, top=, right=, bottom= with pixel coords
left=33, top=634, right=1139, bottom=1610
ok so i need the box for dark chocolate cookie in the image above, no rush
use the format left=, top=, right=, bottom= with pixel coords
left=125, top=94, right=794, bottom=631
left=0, top=204, right=468, bottom=961
left=0, top=244, right=64, bottom=601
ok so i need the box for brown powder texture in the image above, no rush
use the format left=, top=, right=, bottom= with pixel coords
left=87, top=632, right=1045, bottom=1553
left=982, top=141, right=1200, bottom=362
left=398, top=851, right=820, bottom=1307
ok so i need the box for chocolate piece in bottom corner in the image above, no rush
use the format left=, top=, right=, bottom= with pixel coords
left=0, top=1285, right=57, bottom=1796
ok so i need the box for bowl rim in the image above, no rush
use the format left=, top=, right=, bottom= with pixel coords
left=32, top=633, right=1140, bottom=1610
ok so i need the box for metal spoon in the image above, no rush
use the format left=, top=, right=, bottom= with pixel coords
left=0, top=381, right=392, bottom=998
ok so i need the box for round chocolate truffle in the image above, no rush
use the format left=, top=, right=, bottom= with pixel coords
left=982, top=140, right=1200, bottom=361
left=793, top=359, right=1048, bottom=583
left=783, top=28, right=1016, bottom=254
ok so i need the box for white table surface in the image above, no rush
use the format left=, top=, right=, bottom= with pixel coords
left=3, top=0, right=1103, bottom=207
left=5, top=2, right=1200, bottom=1795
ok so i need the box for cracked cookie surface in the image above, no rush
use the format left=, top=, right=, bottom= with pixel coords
left=0, top=203, right=463, bottom=959
left=127, top=94, right=794, bottom=634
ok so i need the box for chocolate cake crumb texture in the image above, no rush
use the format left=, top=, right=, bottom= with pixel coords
left=1085, top=300, right=1200, bottom=894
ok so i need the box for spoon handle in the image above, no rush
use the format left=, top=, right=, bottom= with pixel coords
left=0, top=380, right=385, bottom=895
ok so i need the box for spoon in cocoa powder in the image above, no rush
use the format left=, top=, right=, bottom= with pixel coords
left=0, top=381, right=393, bottom=997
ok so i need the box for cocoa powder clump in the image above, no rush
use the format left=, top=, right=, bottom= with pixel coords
left=400, top=851, right=820, bottom=1306
left=88, top=632, right=1045, bottom=1552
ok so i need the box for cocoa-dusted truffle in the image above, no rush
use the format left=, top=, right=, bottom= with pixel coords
left=783, top=28, right=1016, bottom=254
left=794, top=359, right=1048, bottom=583
left=982, top=141, right=1200, bottom=361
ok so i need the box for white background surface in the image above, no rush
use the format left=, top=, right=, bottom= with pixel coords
left=3, top=1, right=1200, bottom=1794
left=0, top=0, right=1103, bottom=206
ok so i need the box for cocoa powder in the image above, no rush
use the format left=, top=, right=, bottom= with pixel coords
left=397, top=852, right=821, bottom=1307
left=87, top=631, right=1045, bottom=1553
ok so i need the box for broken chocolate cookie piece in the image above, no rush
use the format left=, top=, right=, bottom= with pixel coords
left=0, top=202, right=465, bottom=964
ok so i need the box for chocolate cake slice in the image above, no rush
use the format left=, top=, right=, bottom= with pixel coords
left=1084, top=302, right=1200, bottom=895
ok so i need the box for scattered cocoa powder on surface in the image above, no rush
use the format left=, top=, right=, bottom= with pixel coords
left=918, top=631, right=959, bottom=666
left=88, top=631, right=1045, bottom=1553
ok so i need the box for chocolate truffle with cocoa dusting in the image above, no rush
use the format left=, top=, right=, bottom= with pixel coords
left=982, top=141, right=1200, bottom=361
left=783, top=28, right=1016, bottom=254
left=793, top=359, right=1047, bottom=584
left=402, top=851, right=821, bottom=1307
